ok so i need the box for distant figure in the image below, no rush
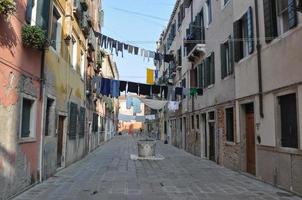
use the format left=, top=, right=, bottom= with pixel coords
left=139, top=128, right=143, bottom=136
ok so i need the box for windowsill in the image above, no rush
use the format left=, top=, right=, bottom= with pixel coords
left=18, top=137, right=36, bottom=144
left=225, top=141, right=235, bottom=146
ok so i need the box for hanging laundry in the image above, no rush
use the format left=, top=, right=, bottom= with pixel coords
left=175, top=87, right=183, bottom=96
left=140, top=48, right=145, bottom=57
left=107, top=37, right=113, bottom=51
left=146, top=68, right=154, bottom=85
left=161, top=86, right=168, bottom=99
left=132, top=98, right=142, bottom=113
left=118, top=114, right=135, bottom=122
left=168, top=101, right=180, bottom=112
left=145, top=115, right=156, bottom=120
left=135, top=116, right=145, bottom=122
left=167, top=86, right=175, bottom=101
left=110, top=80, right=120, bottom=98
left=126, top=96, right=133, bottom=109
left=127, top=82, right=139, bottom=94
left=155, top=69, right=159, bottom=80
left=144, top=50, right=149, bottom=61
left=190, top=88, right=198, bottom=96
left=101, top=35, right=107, bottom=48
left=119, top=81, right=127, bottom=92
left=100, top=78, right=111, bottom=96
left=151, top=85, right=161, bottom=94
left=93, top=76, right=102, bottom=95
left=154, top=53, right=161, bottom=61
left=197, top=88, right=203, bottom=96
left=134, top=47, right=139, bottom=55
left=164, top=54, right=174, bottom=63
left=139, top=98, right=168, bottom=110
left=139, top=84, right=151, bottom=96
left=118, top=42, right=123, bottom=57
left=128, top=45, right=134, bottom=54
left=124, top=44, right=129, bottom=50
left=149, top=51, right=155, bottom=59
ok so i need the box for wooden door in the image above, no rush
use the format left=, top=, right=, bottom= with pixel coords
left=209, top=122, right=215, bottom=162
left=246, top=104, right=255, bottom=175
left=57, top=116, right=65, bottom=167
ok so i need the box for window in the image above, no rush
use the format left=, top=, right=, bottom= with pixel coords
left=234, top=7, right=254, bottom=62
left=225, top=107, right=234, bottom=142
left=50, top=6, right=61, bottom=51
left=278, top=93, right=298, bottom=148
left=71, top=36, right=77, bottom=70
left=221, top=36, right=234, bottom=79
left=20, top=97, right=36, bottom=139
left=69, top=102, right=78, bottom=139
left=206, top=0, right=212, bottom=25
left=196, top=115, right=200, bottom=129
left=202, top=52, right=215, bottom=87
left=190, top=67, right=198, bottom=87
left=92, top=113, right=98, bottom=132
left=80, top=50, right=85, bottom=79
left=25, top=0, right=37, bottom=25
left=263, top=0, right=298, bottom=43
left=177, top=47, right=182, bottom=66
left=191, top=115, right=195, bottom=129
left=45, top=98, right=55, bottom=136
left=79, top=107, right=85, bottom=138
left=208, top=111, right=215, bottom=121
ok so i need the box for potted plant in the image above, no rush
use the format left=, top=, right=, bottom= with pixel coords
left=0, top=0, right=16, bottom=16
left=21, top=25, right=47, bottom=49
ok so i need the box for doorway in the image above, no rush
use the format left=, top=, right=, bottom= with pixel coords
left=209, top=122, right=215, bottom=162
left=201, top=114, right=207, bottom=158
left=57, top=115, right=65, bottom=168
left=245, top=103, right=256, bottom=175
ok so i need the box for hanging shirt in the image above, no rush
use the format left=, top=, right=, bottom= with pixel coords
left=128, top=45, right=134, bottom=54
left=110, top=80, right=120, bottom=98
left=175, top=87, right=183, bottom=96
left=139, top=84, right=151, bottom=96
left=132, top=98, right=142, bottom=113
left=100, top=78, right=111, bottom=96
left=151, top=85, right=161, bottom=94
left=134, top=47, right=139, bottom=55
left=119, top=81, right=127, bottom=92
left=127, top=82, right=139, bottom=94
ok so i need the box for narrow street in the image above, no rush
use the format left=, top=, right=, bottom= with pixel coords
left=14, top=136, right=301, bottom=200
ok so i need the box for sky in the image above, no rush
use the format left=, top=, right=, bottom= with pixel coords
left=102, top=0, right=175, bottom=83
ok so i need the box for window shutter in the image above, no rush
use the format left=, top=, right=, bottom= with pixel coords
left=210, top=52, right=215, bottom=85
left=220, top=44, right=226, bottom=79
left=25, top=0, right=33, bottom=24
left=247, top=7, right=254, bottom=54
left=79, top=107, right=85, bottom=137
left=233, top=20, right=242, bottom=62
left=200, top=9, right=205, bottom=42
left=36, top=0, right=51, bottom=34
left=204, top=58, right=210, bottom=87
left=228, top=36, right=234, bottom=74
left=69, top=102, right=78, bottom=139
left=263, top=0, right=278, bottom=43
left=288, top=0, right=298, bottom=29
left=198, top=64, right=204, bottom=88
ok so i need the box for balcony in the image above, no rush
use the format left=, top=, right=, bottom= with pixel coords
left=187, top=43, right=206, bottom=63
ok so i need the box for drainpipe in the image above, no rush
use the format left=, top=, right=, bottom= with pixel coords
left=254, top=0, right=264, bottom=118
left=39, top=49, right=46, bottom=182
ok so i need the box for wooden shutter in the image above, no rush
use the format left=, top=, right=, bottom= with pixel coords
left=210, top=52, right=215, bottom=85
left=79, top=107, right=85, bottom=138
left=200, top=8, right=205, bottom=42
left=36, top=0, right=51, bottom=33
left=69, top=102, right=78, bottom=139
left=247, top=7, right=254, bottom=54
left=204, top=57, right=210, bottom=87
left=228, top=36, right=234, bottom=74
left=198, top=64, right=204, bottom=88
left=233, top=20, right=242, bottom=62
left=221, top=43, right=226, bottom=79
left=25, top=0, right=33, bottom=24
left=263, top=0, right=278, bottom=43
left=288, top=0, right=298, bottom=29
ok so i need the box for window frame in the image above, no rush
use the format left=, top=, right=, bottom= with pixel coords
left=19, top=94, right=37, bottom=141
left=50, top=5, right=62, bottom=53
left=206, top=0, right=213, bottom=27
left=80, top=49, right=85, bottom=79
left=71, top=35, right=78, bottom=70
left=225, top=107, right=235, bottom=143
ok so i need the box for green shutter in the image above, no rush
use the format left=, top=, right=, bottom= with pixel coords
left=247, top=7, right=254, bottom=54
left=79, top=107, right=85, bottom=138
left=210, top=52, right=215, bottom=85
left=35, top=0, right=51, bottom=34
left=263, top=0, right=278, bottom=43
left=228, top=36, right=234, bottom=74
left=198, top=64, right=203, bottom=88
left=288, top=0, right=298, bottom=29
left=204, top=57, right=210, bottom=87
left=69, top=102, right=78, bottom=139
left=233, top=20, right=242, bottom=62
left=221, top=44, right=226, bottom=79
left=25, top=0, right=33, bottom=24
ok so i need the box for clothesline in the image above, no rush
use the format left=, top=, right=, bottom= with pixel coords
left=95, top=32, right=175, bottom=63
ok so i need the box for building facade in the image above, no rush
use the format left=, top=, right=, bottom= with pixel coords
left=156, top=0, right=302, bottom=195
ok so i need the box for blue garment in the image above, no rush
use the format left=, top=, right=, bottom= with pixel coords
left=132, top=98, right=141, bottom=113
left=100, top=78, right=111, bottom=96
left=126, top=96, right=133, bottom=109
left=110, top=80, right=120, bottom=97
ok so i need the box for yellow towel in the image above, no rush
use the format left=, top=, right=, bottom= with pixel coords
left=146, top=68, right=154, bottom=85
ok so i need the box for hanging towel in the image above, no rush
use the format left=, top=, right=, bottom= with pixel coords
left=135, top=116, right=145, bottom=122
left=126, top=96, right=133, bottom=109
left=168, top=101, right=180, bottom=112
left=124, top=44, right=129, bottom=50
left=151, top=85, right=161, bottom=94
left=154, top=53, right=160, bottom=61
left=146, top=68, right=155, bottom=85
left=149, top=51, right=155, bottom=59
left=134, top=47, right=139, bottom=55
left=139, top=98, right=168, bottom=110
left=128, top=45, right=134, bottom=54
left=167, top=86, right=175, bottom=101
left=119, top=81, right=127, bottom=92
left=144, top=50, right=149, bottom=61
left=127, top=82, right=139, bottom=94
left=141, top=48, right=145, bottom=57
left=145, top=115, right=156, bottom=120
left=118, top=42, right=124, bottom=57
left=139, top=84, right=151, bottom=96
left=118, top=114, right=135, bottom=122
left=101, top=35, right=107, bottom=48
left=155, top=69, right=159, bottom=80
left=100, top=78, right=111, bottom=96
left=110, top=80, right=120, bottom=97
left=197, top=88, right=203, bottom=96
left=132, top=98, right=142, bottom=113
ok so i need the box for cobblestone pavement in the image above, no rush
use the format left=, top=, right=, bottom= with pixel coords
left=14, top=136, right=301, bottom=200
